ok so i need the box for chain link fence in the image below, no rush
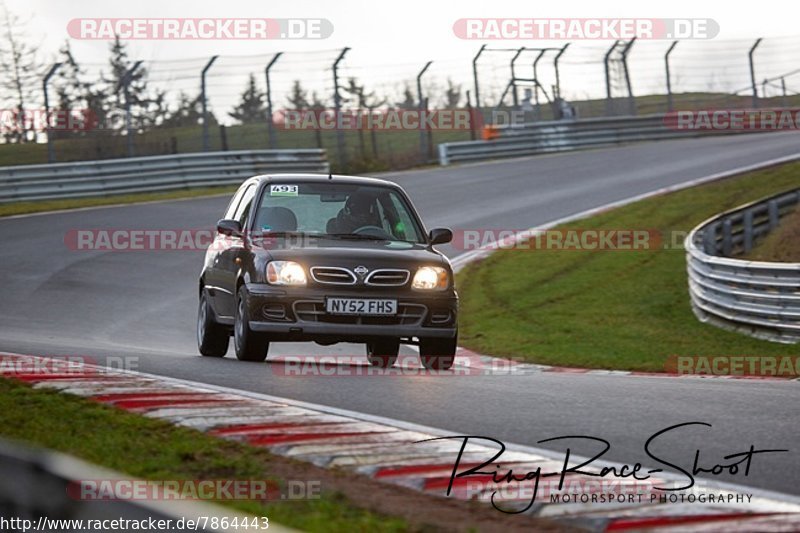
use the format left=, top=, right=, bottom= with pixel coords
left=3, top=36, right=799, bottom=172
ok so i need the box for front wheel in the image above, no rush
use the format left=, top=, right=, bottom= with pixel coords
left=234, top=286, right=269, bottom=362
left=197, top=289, right=229, bottom=357
left=366, top=338, right=399, bottom=368
left=419, top=334, right=457, bottom=370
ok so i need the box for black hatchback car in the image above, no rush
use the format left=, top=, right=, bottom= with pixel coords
left=197, top=174, right=458, bottom=369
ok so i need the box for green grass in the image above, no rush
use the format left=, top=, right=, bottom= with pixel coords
left=0, top=122, right=468, bottom=171
left=0, top=379, right=407, bottom=532
left=571, top=92, right=800, bottom=119
left=3, top=91, right=798, bottom=170
left=744, top=206, right=800, bottom=262
left=0, top=185, right=237, bottom=218
left=456, top=161, right=800, bottom=371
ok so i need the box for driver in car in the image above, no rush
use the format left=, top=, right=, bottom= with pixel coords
left=332, top=191, right=382, bottom=234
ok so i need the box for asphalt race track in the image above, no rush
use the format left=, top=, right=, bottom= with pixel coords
left=1, top=131, right=799, bottom=496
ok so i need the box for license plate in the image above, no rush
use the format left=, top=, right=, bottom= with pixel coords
left=325, top=298, right=397, bottom=316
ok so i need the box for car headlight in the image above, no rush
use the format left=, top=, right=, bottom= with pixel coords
left=412, top=266, right=449, bottom=290
left=266, top=261, right=307, bottom=286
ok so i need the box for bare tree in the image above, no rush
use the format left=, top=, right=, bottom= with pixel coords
left=443, top=78, right=462, bottom=109
left=0, top=2, right=41, bottom=143
left=101, top=35, right=156, bottom=132
left=395, top=84, right=416, bottom=110
left=309, top=91, right=325, bottom=148
left=52, top=41, right=100, bottom=139
left=344, top=77, right=387, bottom=158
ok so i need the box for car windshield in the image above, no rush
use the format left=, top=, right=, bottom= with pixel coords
left=252, top=182, right=426, bottom=243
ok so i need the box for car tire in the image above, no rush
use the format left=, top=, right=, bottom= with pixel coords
left=366, top=338, right=399, bottom=368
left=234, top=286, right=269, bottom=362
left=419, top=334, right=457, bottom=370
left=197, top=289, right=229, bottom=357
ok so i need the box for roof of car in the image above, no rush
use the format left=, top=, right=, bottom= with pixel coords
left=249, top=173, right=398, bottom=188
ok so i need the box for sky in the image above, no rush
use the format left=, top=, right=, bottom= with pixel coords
left=4, top=0, right=799, bottom=122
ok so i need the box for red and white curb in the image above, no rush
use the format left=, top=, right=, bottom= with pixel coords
left=3, top=352, right=799, bottom=532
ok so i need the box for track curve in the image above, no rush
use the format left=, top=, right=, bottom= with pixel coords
left=1, top=131, right=798, bottom=495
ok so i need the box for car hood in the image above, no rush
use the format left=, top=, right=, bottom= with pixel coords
left=255, top=238, right=449, bottom=270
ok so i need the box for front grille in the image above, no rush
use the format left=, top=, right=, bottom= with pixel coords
left=293, top=301, right=426, bottom=326
left=310, top=266, right=356, bottom=285
left=365, top=269, right=410, bottom=287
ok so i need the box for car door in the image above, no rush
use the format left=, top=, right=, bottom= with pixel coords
left=206, top=183, right=248, bottom=318
left=215, top=183, right=257, bottom=318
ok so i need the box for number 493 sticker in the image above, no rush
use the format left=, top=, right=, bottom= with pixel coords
left=270, top=184, right=298, bottom=197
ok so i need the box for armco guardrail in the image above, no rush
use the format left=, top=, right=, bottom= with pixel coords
left=0, top=149, right=329, bottom=203
left=685, top=188, right=800, bottom=343
left=438, top=114, right=757, bottom=165
left=0, top=438, right=270, bottom=530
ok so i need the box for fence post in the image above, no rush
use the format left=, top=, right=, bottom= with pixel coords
left=742, top=209, right=754, bottom=253
left=768, top=200, right=779, bottom=230
left=532, top=49, right=547, bottom=117
left=703, top=223, right=717, bottom=255
left=621, top=38, right=637, bottom=116
left=472, top=44, right=486, bottom=112
left=664, top=41, right=678, bottom=112
left=781, top=77, right=787, bottom=108
left=510, top=47, right=525, bottom=108
left=466, top=89, right=476, bottom=141
left=553, top=43, right=570, bottom=101
left=332, top=47, right=350, bottom=170
left=722, top=219, right=733, bottom=256
left=417, top=60, right=433, bottom=163
left=201, top=55, right=218, bottom=152
left=604, top=40, right=619, bottom=116
left=42, top=63, right=62, bottom=163
left=219, top=125, right=228, bottom=151
left=118, top=61, right=143, bottom=158
left=425, top=97, right=434, bottom=160
left=265, top=52, right=282, bottom=149
left=749, top=38, right=762, bottom=108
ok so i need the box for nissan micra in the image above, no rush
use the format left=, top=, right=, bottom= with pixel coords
left=197, top=174, right=458, bottom=369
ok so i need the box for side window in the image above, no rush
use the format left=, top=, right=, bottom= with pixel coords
left=233, top=184, right=257, bottom=228
left=374, top=199, right=394, bottom=236
left=224, top=184, right=249, bottom=220
left=389, top=194, right=416, bottom=240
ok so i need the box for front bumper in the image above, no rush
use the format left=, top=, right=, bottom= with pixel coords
left=244, top=282, right=458, bottom=342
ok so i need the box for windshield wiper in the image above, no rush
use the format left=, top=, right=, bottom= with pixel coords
left=256, top=231, right=320, bottom=238
left=326, top=233, right=389, bottom=241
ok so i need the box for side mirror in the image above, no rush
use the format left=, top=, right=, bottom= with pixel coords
left=217, top=219, right=243, bottom=237
left=429, top=227, right=453, bottom=245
